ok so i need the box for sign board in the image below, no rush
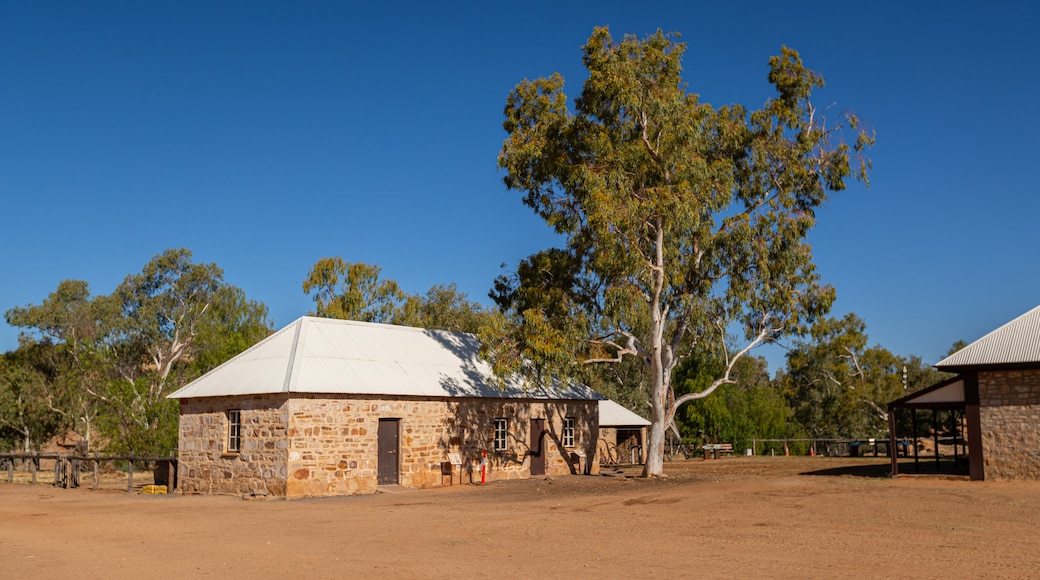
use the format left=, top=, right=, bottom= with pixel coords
left=448, top=453, right=463, bottom=465
left=572, top=450, right=586, bottom=458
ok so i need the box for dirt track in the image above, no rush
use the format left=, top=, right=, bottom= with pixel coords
left=2, top=457, right=1038, bottom=578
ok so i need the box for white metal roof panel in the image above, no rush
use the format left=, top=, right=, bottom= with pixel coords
left=168, top=316, right=601, bottom=401
left=599, top=399, right=650, bottom=427
left=937, top=304, right=1040, bottom=369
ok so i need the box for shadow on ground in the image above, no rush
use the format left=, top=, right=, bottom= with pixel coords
left=801, top=460, right=970, bottom=479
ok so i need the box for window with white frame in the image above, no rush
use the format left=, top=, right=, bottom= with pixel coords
left=563, top=417, right=575, bottom=448
left=493, top=418, right=507, bottom=452
left=227, top=409, right=242, bottom=453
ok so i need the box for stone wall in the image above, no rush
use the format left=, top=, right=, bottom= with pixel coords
left=177, top=394, right=289, bottom=496
left=178, top=394, right=598, bottom=498
left=285, top=395, right=599, bottom=498
left=597, top=427, right=646, bottom=465
left=978, top=370, right=1040, bottom=480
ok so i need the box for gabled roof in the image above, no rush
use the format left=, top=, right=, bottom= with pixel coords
left=936, top=304, right=1040, bottom=370
left=888, top=376, right=966, bottom=410
left=168, top=316, right=601, bottom=401
left=598, top=400, right=650, bottom=427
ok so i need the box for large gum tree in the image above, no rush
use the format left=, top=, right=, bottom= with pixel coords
left=493, top=28, right=873, bottom=476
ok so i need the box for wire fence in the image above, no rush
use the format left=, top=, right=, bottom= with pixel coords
left=0, top=452, right=177, bottom=493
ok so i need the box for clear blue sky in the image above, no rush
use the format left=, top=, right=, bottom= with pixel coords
left=2, top=2, right=1038, bottom=374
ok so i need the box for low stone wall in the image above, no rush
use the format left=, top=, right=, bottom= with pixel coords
left=177, top=394, right=289, bottom=496
left=978, top=370, right=1040, bottom=480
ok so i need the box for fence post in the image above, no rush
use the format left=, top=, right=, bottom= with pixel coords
left=167, top=452, right=176, bottom=492
left=7, top=457, right=13, bottom=483
left=92, top=452, right=99, bottom=491
left=30, top=454, right=37, bottom=485
left=127, top=460, right=134, bottom=493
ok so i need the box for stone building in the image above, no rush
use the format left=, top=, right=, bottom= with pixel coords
left=169, top=316, right=601, bottom=498
left=888, top=304, right=1040, bottom=481
left=597, top=399, right=650, bottom=465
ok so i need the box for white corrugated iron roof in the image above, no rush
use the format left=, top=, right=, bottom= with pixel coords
left=598, top=399, right=650, bottom=427
left=936, top=304, right=1040, bottom=369
left=168, top=316, right=602, bottom=401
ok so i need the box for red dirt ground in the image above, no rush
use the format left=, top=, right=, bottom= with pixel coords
left=2, top=456, right=1039, bottom=578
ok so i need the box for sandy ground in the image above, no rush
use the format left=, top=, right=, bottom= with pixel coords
left=2, top=456, right=1039, bottom=579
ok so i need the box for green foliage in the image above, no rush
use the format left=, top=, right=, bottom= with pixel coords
left=0, top=349, right=62, bottom=452
left=394, top=283, right=490, bottom=334
left=674, top=352, right=795, bottom=450
left=5, top=248, right=271, bottom=456
left=191, top=285, right=272, bottom=372
left=303, top=257, right=405, bottom=322
left=493, top=27, right=873, bottom=474
left=781, top=313, right=923, bottom=439
left=302, top=257, right=494, bottom=335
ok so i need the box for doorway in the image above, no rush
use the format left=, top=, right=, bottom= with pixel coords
left=530, top=418, right=546, bottom=476
left=377, top=419, right=399, bottom=485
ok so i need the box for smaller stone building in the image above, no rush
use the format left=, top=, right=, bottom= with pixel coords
left=888, top=304, right=1040, bottom=481
left=597, top=399, right=650, bottom=465
left=169, top=317, right=601, bottom=498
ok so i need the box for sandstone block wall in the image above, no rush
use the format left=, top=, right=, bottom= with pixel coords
left=978, top=370, right=1040, bottom=481
left=286, top=395, right=599, bottom=498
left=177, top=394, right=289, bottom=496
left=178, top=394, right=598, bottom=498
left=597, top=427, right=645, bottom=465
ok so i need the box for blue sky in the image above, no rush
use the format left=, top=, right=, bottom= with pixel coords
left=2, top=2, right=1038, bottom=374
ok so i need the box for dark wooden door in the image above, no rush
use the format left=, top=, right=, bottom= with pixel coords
left=377, top=419, right=399, bottom=485
left=530, top=419, right=545, bottom=476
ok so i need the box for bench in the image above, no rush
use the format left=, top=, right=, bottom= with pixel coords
left=702, top=443, right=734, bottom=460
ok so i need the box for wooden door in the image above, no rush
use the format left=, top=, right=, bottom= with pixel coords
left=530, top=419, right=545, bottom=476
left=377, top=419, right=399, bottom=485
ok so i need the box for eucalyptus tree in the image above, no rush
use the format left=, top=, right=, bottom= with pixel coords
left=5, top=280, right=109, bottom=450
left=493, top=27, right=873, bottom=475
left=303, top=257, right=405, bottom=323
left=782, top=313, right=904, bottom=438
left=303, top=257, right=493, bottom=333
left=7, top=249, right=271, bottom=454
left=393, top=283, right=491, bottom=334
left=0, top=349, right=60, bottom=453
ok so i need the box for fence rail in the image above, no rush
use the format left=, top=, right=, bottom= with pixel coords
left=748, top=438, right=909, bottom=457
left=0, top=452, right=177, bottom=493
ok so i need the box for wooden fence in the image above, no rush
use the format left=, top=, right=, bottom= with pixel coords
left=0, top=453, right=177, bottom=493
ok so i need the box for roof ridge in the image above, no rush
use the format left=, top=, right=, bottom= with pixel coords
left=282, top=317, right=306, bottom=392
left=299, top=315, right=456, bottom=335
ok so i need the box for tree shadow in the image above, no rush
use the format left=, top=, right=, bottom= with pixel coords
left=424, top=329, right=599, bottom=479
left=800, top=460, right=970, bottom=479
